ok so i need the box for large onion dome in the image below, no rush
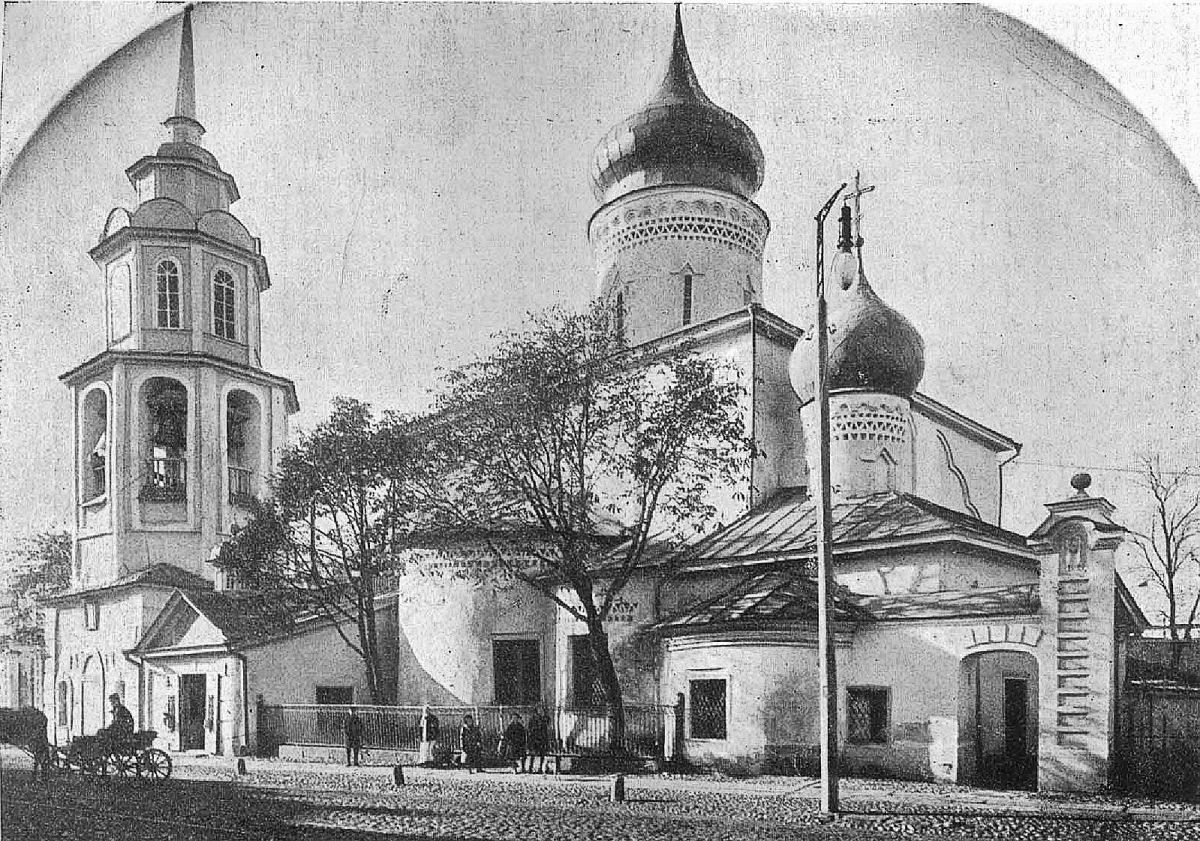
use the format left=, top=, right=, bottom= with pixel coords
left=790, top=207, right=925, bottom=405
left=589, top=6, right=765, bottom=205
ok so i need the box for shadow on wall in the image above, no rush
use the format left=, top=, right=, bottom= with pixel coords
left=393, top=622, right=467, bottom=706
left=611, top=628, right=660, bottom=704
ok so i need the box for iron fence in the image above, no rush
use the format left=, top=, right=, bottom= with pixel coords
left=258, top=702, right=677, bottom=760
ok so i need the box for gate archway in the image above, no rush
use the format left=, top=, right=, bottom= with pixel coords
left=958, top=650, right=1038, bottom=789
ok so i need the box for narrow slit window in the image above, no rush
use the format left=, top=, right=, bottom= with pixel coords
left=682, top=274, right=693, bottom=325
left=614, top=292, right=625, bottom=341
left=155, top=261, right=181, bottom=328
left=213, top=269, right=236, bottom=340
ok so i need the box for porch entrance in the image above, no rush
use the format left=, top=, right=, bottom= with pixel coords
left=958, top=651, right=1038, bottom=789
left=179, top=673, right=207, bottom=751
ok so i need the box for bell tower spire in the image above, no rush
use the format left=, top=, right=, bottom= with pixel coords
left=164, top=6, right=205, bottom=145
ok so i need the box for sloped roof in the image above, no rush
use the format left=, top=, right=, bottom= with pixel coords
left=677, top=488, right=1032, bottom=571
left=654, top=568, right=874, bottom=633
left=42, top=562, right=212, bottom=604
left=181, top=590, right=295, bottom=649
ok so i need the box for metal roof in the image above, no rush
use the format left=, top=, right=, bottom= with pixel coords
left=677, top=488, right=1031, bottom=570
left=654, top=567, right=873, bottom=632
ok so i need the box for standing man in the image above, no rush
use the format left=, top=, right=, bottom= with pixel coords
left=526, top=703, right=551, bottom=774
left=499, top=713, right=527, bottom=774
left=344, top=707, right=364, bottom=767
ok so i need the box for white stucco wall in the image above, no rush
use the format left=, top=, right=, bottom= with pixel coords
left=657, top=615, right=1049, bottom=780
left=394, top=573, right=554, bottom=705
left=911, top=407, right=1004, bottom=523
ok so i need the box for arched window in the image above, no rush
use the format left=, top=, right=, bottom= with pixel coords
left=81, top=389, right=108, bottom=502
left=682, top=273, right=693, bottom=326
left=213, top=269, right=235, bottom=340
left=155, top=261, right=181, bottom=329
left=226, top=390, right=261, bottom=506
left=613, top=292, right=625, bottom=342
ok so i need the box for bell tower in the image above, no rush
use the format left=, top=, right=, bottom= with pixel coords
left=60, top=7, right=298, bottom=589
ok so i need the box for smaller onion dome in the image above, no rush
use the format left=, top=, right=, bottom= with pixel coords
left=789, top=206, right=925, bottom=405
left=589, top=6, right=765, bottom=205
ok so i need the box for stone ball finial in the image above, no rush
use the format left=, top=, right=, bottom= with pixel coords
left=1070, top=472, right=1092, bottom=494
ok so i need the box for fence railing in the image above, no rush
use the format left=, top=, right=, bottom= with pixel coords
left=228, top=465, right=253, bottom=503
left=257, top=702, right=679, bottom=760
left=141, top=457, right=187, bottom=501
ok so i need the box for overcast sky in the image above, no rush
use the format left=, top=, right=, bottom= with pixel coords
left=2, top=4, right=1199, bottom=583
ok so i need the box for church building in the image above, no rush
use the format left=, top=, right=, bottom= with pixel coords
left=39, top=6, right=1148, bottom=791
left=390, top=8, right=1148, bottom=792
left=42, top=9, right=397, bottom=758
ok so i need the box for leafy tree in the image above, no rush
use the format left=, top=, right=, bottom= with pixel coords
left=4, top=530, right=72, bottom=645
left=215, top=397, right=418, bottom=703
left=1132, top=455, right=1200, bottom=640
left=418, top=304, right=751, bottom=748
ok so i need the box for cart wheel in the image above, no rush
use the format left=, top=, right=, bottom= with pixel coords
left=111, top=752, right=137, bottom=778
left=137, top=748, right=172, bottom=780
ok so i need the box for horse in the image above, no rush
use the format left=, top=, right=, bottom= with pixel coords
left=0, top=707, right=51, bottom=774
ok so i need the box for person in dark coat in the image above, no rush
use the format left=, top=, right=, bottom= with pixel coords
left=499, top=713, right=527, bottom=773
left=344, top=707, right=364, bottom=767
left=99, top=693, right=135, bottom=750
left=459, top=714, right=484, bottom=774
left=526, top=703, right=551, bottom=774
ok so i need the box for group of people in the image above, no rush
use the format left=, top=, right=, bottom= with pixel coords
left=342, top=704, right=554, bottom=773
left=470, top=705, right=552, bottom=774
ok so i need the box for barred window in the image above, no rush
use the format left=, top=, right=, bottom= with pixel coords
left=213, top=269, right=236, bottom=340
left=848, top=687, right=889, bottom=744
left=155, top=261, right=181, bottom=328
left=689, top=678, right=726, bottom=740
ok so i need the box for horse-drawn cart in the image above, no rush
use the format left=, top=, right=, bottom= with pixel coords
left=52, top=730, right=172, bottom=780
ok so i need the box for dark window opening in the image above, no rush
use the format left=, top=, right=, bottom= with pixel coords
left=682, top=274, right=693, bottom=325
left=689, top=678, right=727, bottom=740
left=614, top=292, right=625, bottom=341
left=142, top=379, right=188, bottom=502
left=848, top=687, right=889, bottom=744
left=570, top=634, right=604, bottom=707
left=315, top=686, right=354, bottom=705
left=493, top=638, right=541, bottom=705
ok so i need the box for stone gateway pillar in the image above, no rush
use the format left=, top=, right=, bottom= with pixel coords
left=1029, top=474, right=1127, bottom=792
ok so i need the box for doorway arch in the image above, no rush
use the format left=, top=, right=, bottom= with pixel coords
left=958, top=650, right=1038, bottom=789
left=80, top=654, right=106, bottom=736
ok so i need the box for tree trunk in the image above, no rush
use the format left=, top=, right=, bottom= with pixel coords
left=586, top=618, right=626, bottom=754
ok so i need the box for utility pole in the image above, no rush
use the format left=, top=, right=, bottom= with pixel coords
left=814, top=183, right=845, bottom=818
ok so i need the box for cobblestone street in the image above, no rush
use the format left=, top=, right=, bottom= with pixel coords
left=3, top=753, right=1200, bottom=841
